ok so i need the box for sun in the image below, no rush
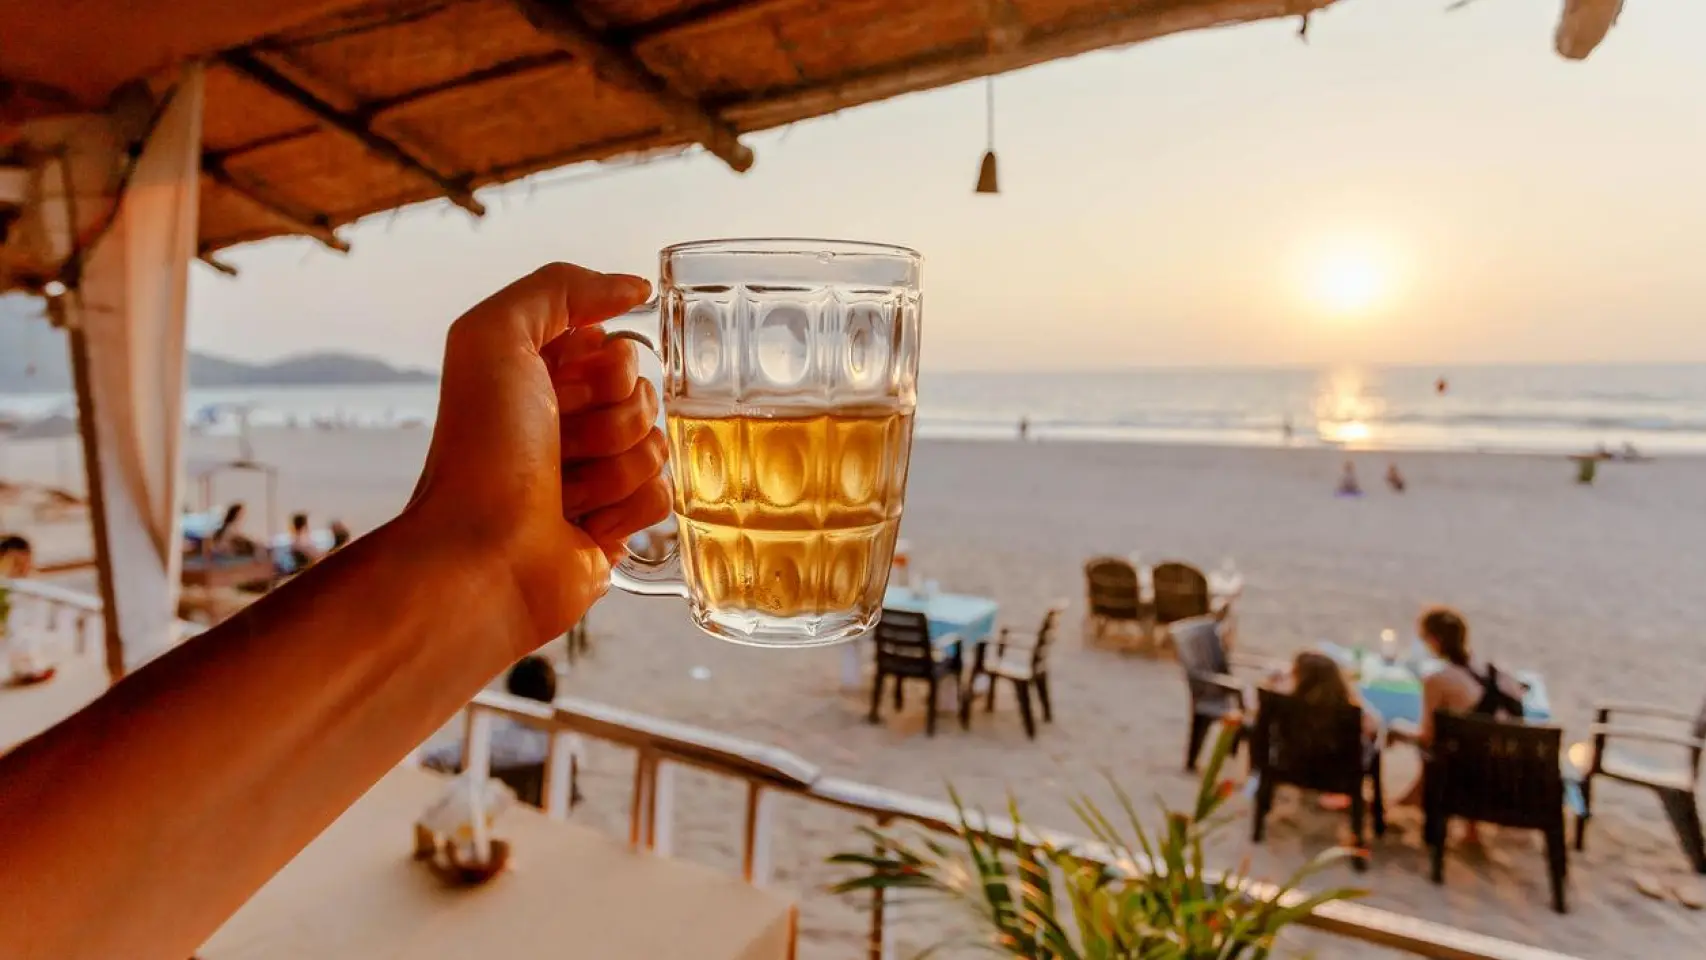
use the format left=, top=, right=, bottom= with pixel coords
left=1309, top=248, right=1389, bottom=316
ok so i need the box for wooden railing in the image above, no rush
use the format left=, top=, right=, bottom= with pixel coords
left=463, top=691, right=1582, bottom=960
left=0, top=578, right=105, bottom=660
left=0, top=577, right=205, bottom=667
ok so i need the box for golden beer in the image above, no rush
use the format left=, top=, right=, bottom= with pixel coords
left=667, top=403, right=913, bottom=621
left=609, top=238, right=921, bottom=647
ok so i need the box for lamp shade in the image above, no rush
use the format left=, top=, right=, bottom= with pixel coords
left=975, top=149, right=999, bottom=194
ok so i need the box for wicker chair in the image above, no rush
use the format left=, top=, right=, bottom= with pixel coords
left=962, top=606, right=1063, bottom=739
left=1150, top=561, right=1212, bottom=647
left=1571, top=694, right=1706, bottom=873
left=1084, top=555, right=1144, bottom=641
left=1250, top=688, right=1384, bottom=870
left=1426, top=712, right=1568, bottom=912
left=868, top=608, right=962, bottom=737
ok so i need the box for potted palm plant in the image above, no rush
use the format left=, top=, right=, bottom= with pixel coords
left=830, top=722, right=1362, bottom=958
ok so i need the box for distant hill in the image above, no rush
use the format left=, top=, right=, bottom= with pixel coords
left=0, top=296, right=436, bottom=392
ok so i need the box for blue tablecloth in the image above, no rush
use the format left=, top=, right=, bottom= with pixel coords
left=882, top=587, right=1000, bottom=650
left=1320, top=644, right=1552, bottom=725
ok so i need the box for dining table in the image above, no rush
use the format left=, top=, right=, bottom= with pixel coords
left=1318, top=642, right=1553, bottom=725
left=200, top=766, right=797, bottom=960
left=837, top=585, right=999, bottom=690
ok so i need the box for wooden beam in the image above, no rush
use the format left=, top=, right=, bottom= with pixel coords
left=625, top=0, right=808, bottom=46
left=722, top=0, right=1338, bottom=131
left=200, top=156, right=352, bottom=253
left=221, top=49, right=487, bottom=216
left=510, top=0, right=754, bottom=173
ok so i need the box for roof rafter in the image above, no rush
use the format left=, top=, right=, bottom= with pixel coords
left=200, top=155, right=352, bottom=253
left=221, top=49, right=486, bottom=216
left=510, top=0, right=754, bottom=173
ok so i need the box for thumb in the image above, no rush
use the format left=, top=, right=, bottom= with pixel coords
left=448, top=263, right=651, bottom=361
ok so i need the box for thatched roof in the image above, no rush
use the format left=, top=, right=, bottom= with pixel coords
left=0, top=0, right=1621, bottom=261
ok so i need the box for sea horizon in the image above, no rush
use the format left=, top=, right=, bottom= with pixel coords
left=4, top=361, right=1706, bottom=457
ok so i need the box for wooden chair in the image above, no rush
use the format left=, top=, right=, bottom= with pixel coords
left=961, top=606, right=1063, bottom=739
left=1173, top=616, right=1246, bottom=771
left=1250, top=688, right=1383, bottom=870
left=1426, top=712, right=1568, bottom=912
left=868, top=608, right=962, bottom=737
left=1150, top=561, right=1211, bottom=647
left=1571, top=694, right=1706, bottom=874
left=1084, top=556, right=1143, bottom=641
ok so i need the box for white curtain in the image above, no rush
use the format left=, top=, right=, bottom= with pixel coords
left=63, top=68, right=203, bottom=676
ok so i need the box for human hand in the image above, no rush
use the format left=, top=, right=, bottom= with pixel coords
left=408, top=263, right=671, bottom=652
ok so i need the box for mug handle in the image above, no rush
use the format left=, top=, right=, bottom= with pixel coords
left=604, top=312, right=689, bottom=599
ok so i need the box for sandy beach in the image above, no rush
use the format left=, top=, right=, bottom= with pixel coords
left=6, top=427, right=1706, bottom=957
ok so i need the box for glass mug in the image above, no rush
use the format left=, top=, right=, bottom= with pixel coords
left=608, top=239, right=921, bottom=648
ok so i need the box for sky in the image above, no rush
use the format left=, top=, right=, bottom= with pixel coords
left=187, top=1, right=1706, bottom=372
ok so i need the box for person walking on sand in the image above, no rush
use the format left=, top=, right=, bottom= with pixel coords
left=1017, top=415, right=1030, bottom=441
left=0, top=263, right=670, bottom=960
left=1385, top=462, right=1406, bottom=493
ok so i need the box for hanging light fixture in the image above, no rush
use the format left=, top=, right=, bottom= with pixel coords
left=974, top=77, right=999, bottom=195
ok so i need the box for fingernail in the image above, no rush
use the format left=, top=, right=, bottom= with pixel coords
left=617, top=275, right=651, bottom=302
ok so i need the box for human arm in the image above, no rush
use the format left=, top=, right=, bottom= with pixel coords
left=0, top=264, right=669, bottom=960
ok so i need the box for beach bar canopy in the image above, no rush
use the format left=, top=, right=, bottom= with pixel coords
left=0, top=0, right=1623, bottom=676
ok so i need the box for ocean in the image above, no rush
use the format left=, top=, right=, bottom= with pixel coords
left=3, top=363, right=1705, bottom=456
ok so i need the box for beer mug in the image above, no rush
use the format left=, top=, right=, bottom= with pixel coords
left=609, top=239, right=921, bottom=648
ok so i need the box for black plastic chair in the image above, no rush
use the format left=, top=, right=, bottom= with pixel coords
left=1172, top=615, right=1261, bottom=772
left=1426, top=711, right=1568, bottom=912
left=1084, top=556, right=1143, bottom=640
left=962, top=606, right=1062, bottom=739
left=1250, top=687, right=1383, bottom=870
left=1572, top=694, right=1706, bottom=874
left=868, top=608, right=962, bottom=737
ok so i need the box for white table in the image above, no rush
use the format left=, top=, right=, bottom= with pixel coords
left=202, top=766, right=797, bottom=960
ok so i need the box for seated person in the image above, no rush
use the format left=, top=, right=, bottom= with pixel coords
left=1265, top=651, right=1382, bottom=810
left=288, top=512, right=322, bottom=569
left=420, top=656, right=575, bottom=809
left=209, top=502, right=259, bottom=558
left=1391, top=607, right=1527, bottom=820
left=1, top=534, right=33, bottom=578
left=1335, top=460, right=1362, bottom=497
left=1385, top=462, right=1406, bottom=493
left=1270, top=650, right=1383, bottom=742
left=329, top=519, right=352, bottom=550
